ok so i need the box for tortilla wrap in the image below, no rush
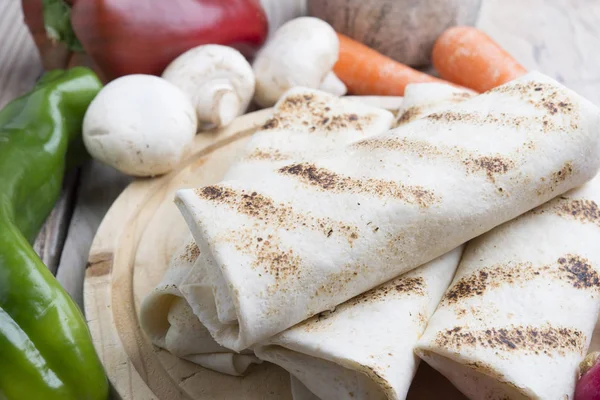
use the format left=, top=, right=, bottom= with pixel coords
left=140, top=239, right=262, bottom=375
left=415, top=172, right=600, bottom=399
left=249, top=83, right=472, bottom=399
left=140, top=88, right=395, bottom=374
left=256, top=247, right=463, bottom=400
left=175, top=71, right=600, bottom=351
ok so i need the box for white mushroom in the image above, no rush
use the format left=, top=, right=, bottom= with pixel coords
left=252, top=16, right=346, bottom=107
left=83, top=74, right=197, bottom=177
left=162, top=45, right=255, bottom=129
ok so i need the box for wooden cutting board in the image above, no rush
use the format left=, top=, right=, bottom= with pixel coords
left=83, top=100, right=600, bottom=400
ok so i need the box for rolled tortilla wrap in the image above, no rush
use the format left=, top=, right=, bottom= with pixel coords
left=249, top=83, right=473, bottom=400
left=175, top=71, right=600, bottom=351
left=256, top=247, right=464, bottom=400
left=151, top=84, right=462, bottom=380
left=183, top=84, right=470, bottom=344
left=140, top=239, right=261, bottom=375
left=415, top=173, right=600, bottom=399
left=140, top=88, right=395, bottom=374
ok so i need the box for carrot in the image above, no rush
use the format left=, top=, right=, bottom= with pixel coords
left=333, top=33, right=457, bottom=96
left=432, top=26, right=527, bottom=93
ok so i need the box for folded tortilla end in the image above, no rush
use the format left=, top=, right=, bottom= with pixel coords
left=415, top=348, right=536, bottom=400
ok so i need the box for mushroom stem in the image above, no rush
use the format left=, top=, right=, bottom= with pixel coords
left=194, top=80, right=240, bottom=127
left=161, top=45, right=255, bottom=129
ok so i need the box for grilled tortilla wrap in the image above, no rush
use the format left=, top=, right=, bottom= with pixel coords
left=416, top=173, right=600, bottom=400
left=256, top=247, right=464, bottom=400
left=176, top=71, right=600, bottom=351
left=140, top=239, right=261, bottom=375
left=251, top=84, right=473, bottom=400
left=140, top=88, right=395, bottom=374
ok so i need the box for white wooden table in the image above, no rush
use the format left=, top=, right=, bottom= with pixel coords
left=1, top=0, right=600, bottom=309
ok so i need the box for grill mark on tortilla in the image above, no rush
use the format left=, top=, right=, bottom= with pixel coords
left=244, top=148, right=290, bottom=162
left=354, top=136, right=515, bottom=184
left=278, top=162, right=438, bottom=208
left=426, top=111, right=531, bottom=129
left=230, top=231, right=302, bottom=280
left=396, top=106, right=423, bottom=125
left=558, top=255, right=600, bottom=289
left=451, top=91, right=476, bottom=100
left=196, top=186, right=359, bottom=279
left=178, top=242, right=200, bottom=263
left=397, top=92, right=475, bottom=125
left=491, top=82, right=576, bottom=115
left=261, top=93, right=374, bottom=133
left=350, top=275, right=426, bottom=306
left=389, top=108, right=406, bottom=127
left=195, top=186, right=358, bottom=242
left=420, top=88, right=576, bottom=132
left=425, top=110, right=573, bottom=135
left=491, top=81, right=580, bottom=131
left=463, top=156, right=515, bottom=183
left=313, top=264, right=370, bottom=300
left=261, top=117, right=279, bottom=130
left=536, top=197, right=600, bottom=226
left=536, top=161, right=575, bottom=196
left=443, top=255, right=600, bottom=304
left=455, top=305, right=492, bottom=322
left=435, top=325, right=586, bottom=356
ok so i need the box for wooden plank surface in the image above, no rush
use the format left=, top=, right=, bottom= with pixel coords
left=33, top=169, right=80, bottom=274
left=0, top=0, right=42, bottom=108
left=0, top=0, right=80, bottom=273
left=57, top=162, right=131, bottom=307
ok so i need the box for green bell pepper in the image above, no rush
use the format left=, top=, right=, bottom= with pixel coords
left=0, top=67, right=108, bottom=400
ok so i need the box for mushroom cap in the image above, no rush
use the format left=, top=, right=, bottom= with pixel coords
left=83, top=74, right=197, bottom=177
left=252, top=17, right=339, bottom=107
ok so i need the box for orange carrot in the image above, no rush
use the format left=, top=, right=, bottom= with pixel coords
left=432, top=26, right=527, bottom=93
left=333, top=33, right=457, bottom=96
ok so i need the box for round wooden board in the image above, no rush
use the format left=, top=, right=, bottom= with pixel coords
left=83, top=101, right=600, bottom=400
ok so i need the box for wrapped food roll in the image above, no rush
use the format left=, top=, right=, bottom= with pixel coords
left=175, top=71, right=600, bottom=351
left=416, top=173, right=600, bottom=399
left=256, top=247, right=463, bottom=400
left=140, top=239, right=261, bottom=375
left=140, top=88, right=395, bottom=374
left=250, top=83, right=473, bottom=400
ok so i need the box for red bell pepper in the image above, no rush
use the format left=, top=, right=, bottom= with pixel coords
left=70, top=0, right=268, bottom=80
left=22, top=0, right=268, bottom=81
